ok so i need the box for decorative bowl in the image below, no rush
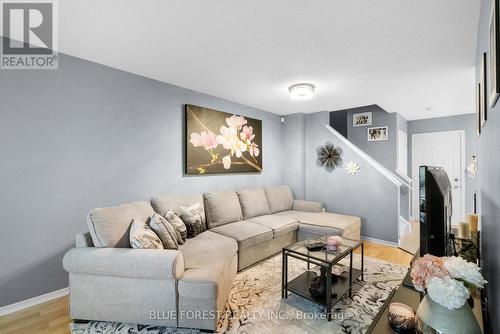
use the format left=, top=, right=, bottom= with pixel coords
left=387, top=302, right=416, bottom=332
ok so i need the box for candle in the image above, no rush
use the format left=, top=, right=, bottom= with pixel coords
left=326, top=236, right=342, bottom=250
left=467, top=214, right=479, bottom=232
left=458, top=221, right=471, bottom=239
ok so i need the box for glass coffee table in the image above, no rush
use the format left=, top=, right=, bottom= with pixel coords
left=281, top=237, right=364, bottom=321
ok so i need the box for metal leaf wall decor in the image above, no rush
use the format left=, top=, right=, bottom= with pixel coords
left=316, top=142, right=342, bottom=171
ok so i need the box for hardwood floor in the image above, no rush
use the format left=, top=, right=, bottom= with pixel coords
left=399, top=220, right=420, bottom=255
left=0, top=241, right=413, bottom=334
left=0, top=296, right=71, bottom=334
left=358, top=240, right=414, bottom=267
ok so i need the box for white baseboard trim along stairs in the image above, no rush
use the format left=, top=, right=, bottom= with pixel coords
left=0, top=287, right=69, bottom=316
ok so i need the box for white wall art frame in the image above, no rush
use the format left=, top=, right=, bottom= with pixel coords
left=352, top=112, right=372, bottom=127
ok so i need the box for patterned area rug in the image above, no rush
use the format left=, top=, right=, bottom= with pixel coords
left=71, top=254, right=406, bottom=334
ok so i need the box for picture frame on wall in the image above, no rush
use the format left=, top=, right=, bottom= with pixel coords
left=352, top=112, right=372, bottom=127
left=367, top=126, right=388, bottom=141
left=476, top=83, right=482, bottom=137
left=481, top=52, right=488, bottom=128
left=184, top=104, right=263, bottom=175
left=489, top=0, right=500, bottom=107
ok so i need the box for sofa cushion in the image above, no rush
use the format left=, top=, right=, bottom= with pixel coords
left=237, top=187, right=270, bottom=219
left=129, top=219, right=164, bottom=249
left=148, top=213, right=179, bottom=249
left=210, top=221, right=273, bottom=250
left=247, top=214, right=298, bottom=237
left=277, top=210, right=361, bottom=240
left=180, top=203, right=207, bottom=238
left=178, top=230, right=238, bottom=270
left=150, top=194, right=203, bottom=217
left=163, top=210, right=187, bottom=244
left=87, top=201, right=155, bottom=248
left=204, top=191, right=243, bottom=228
left=292, top=200, right=323, bottom=213
left=274, top=210, right=321, bottom=222
left=264, top=185, right=294, bottom=213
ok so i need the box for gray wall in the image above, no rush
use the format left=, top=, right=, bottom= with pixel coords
left=281, top=113, right=306, bottom=199
left=407, top=114, right=479, bottom=217
left=329, top=110, right=348, bottom=138
left=0, top=49, right=283, bottom=307
left=475, top=0, right=500, bottom=331
left=396, top=113, right=408, bottom=137
left=346, top=105, right=398, bottom=171
left=304, top=111, right=399, bottom=244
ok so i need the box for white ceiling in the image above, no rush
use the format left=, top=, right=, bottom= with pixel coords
left=58, top=0, right=480, bottom=120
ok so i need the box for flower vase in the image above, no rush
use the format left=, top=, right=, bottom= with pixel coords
left=416, top=295, right=481, bottom=334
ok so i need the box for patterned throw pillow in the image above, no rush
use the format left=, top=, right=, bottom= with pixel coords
left=148, top=213, right=179, bottom=250
left=180, top=202, right=207, bottom=238
left=164, top=210, right=187, bottom=244
left=129, top=219, right=163, bottom=249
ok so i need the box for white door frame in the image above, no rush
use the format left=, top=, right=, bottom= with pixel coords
left=411, top=130, right=465, bottom=222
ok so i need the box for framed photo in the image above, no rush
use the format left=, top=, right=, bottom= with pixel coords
left=185, top=104, right=262, bottom=175
left=481, top=52, right=488, bottom=128
left=489, top=0, right=500, bottom=107
left=476, top=83, right=482, bottom=137
left=367, top=126, right=388, bottom=141
left=352, top=112, right=372, bottom=127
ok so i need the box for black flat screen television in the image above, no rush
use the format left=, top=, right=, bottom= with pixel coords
left=419, top=166, right=452, bottom=256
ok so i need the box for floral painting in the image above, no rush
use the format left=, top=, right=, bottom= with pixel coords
left=185, top=104, right=262, bottom=174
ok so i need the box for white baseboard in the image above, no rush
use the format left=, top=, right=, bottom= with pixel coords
left=0, top=287, right=69, bottom=316
left=361, top=236, right=399, bottom=247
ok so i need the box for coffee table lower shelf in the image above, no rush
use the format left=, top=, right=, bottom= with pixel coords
left=285, top=268, right=362, bottom=311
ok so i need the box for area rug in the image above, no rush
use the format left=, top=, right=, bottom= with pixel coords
left=71, top=254, right=407, bottom=334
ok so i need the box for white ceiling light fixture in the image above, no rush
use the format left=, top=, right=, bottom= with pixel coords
left=288, top=83, right=315, bottom=100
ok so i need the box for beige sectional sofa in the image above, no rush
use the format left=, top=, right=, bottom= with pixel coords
left=63, top=185, right=361, bottom=331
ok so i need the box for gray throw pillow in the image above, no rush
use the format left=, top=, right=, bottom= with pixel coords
left=180, top=202, right=207, bottom=238
left=163, top=210, right=187, bottom=244
left=129, top=219, right=164, bottom=249
left=148, top=213, right=179, bottom=250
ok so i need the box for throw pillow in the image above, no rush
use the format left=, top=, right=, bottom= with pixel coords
left=163, top=210, right=187, bottom=244
left=129, top=219, right=164, bottom=249
left=148, top=213, right=179, bottom=250
left=180, top=202, right=207, bottom=238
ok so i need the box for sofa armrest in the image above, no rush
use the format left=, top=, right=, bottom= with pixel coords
left=292, top=200, right=323, bottom=213
left=63, top=247, right=184, bottom=280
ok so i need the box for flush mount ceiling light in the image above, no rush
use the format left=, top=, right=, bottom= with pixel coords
left=288, top=83, right=315, bottom=100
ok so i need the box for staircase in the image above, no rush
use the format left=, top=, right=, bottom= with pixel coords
left=328, top=104, right=413, bottom=246
left=326, top=124, right=412, bottom=246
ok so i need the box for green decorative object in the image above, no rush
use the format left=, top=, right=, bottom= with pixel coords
left=416, top=295, right=481, bottom=334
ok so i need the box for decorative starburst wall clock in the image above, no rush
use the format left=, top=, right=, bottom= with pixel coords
left=316, top=142, right=342, bottom=171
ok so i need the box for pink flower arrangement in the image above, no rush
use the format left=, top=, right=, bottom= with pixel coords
left=410, top=254, right=449, bottom=292
left=189, top=114, right=261, bottom=172
left=410, top=254, right=487, bottom=310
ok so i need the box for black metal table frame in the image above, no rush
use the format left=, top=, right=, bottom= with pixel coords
left=281, top=241, right=364, bottom=321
